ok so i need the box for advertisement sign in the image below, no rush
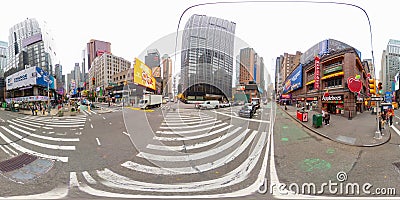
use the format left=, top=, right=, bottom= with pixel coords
left=314, top=57, right=320, bottom=90
left=321, top=95, right=343, bottom=102
left=385, top=91, right=392, bottom=103
left=22, top=33, right=42, bottom=47
left=283, top=64, right=303, bottom=94
left=35, top=67, right=56, bottom=89
left=152, top=66, right=161, bottom=78
left=6, top=67, right=37, bottom=90
left=133, top=58, right=156, bottom=90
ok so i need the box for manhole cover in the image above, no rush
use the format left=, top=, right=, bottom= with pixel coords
left=0, top=153, right=38, bottom=173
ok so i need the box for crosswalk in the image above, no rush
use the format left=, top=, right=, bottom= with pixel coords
left=69, top=110, right=270, bottom=196
left=0, top=115, right=86, bottom=163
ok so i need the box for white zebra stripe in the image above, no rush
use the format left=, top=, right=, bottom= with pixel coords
left=156, top=122, right=227, bottom=135
left=1, top=127, right=76, bottom=151
left=0, top=131, right=68, bottom=162
left=138, top=130, right=253, bottom=162
left=154, top=124, right=233, bottom=141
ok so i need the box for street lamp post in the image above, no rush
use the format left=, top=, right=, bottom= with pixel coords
left=41, top=71, right=52, bottom=116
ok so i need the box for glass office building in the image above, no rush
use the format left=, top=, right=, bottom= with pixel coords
left=181, top=14, right=236, bottom=101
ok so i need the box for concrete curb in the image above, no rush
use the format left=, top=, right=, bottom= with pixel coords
left=279, top=106, right=391, bottom=147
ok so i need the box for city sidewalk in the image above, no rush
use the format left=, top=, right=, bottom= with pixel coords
left=281, top=105, right=391, bottom=147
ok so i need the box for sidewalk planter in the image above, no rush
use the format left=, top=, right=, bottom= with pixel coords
left=313, top=114, right=323, bottom=128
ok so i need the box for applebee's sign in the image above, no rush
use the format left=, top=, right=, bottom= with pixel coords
left=322, top=95, right=343, bottom=101
left=347, top=76, right=362, bottom=93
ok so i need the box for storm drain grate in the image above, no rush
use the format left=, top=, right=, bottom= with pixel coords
left=0, top=153, right=38, bottom=173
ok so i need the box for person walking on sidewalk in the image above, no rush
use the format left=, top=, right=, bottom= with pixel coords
left=388, top=108, right=394, bottom=126
left=322, top=109, right=327, bottom=125
left=325, top=112, right=330, bottom=125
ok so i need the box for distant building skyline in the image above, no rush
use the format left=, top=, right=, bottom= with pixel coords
left=380, top=39, right=400, bottom=92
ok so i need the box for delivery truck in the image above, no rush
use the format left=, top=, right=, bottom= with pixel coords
left=139, top=94, right=162, bottom=109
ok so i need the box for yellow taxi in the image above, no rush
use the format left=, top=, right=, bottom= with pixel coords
left=392, top=102, right=398, bottom=109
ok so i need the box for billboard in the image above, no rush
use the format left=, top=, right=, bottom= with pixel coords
left=283, top=64, right=303, bottom=94
left=6, top=67, right=56, bottom=91
left=152, top=66, right=161, bottom=78
left=22, top=33, right=42, bottom=47
left=133, top=58, right=156, bottom=90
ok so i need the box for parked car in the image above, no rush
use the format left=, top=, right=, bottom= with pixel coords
left=198, top=100, right=219, bottom=109
left=219, top=102, right=230, bottom=108
left=239, top=104, right=254, bottom=118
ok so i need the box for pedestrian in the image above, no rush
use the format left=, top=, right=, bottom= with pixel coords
left=33, top=104, right=38, bottom=116
left=322, top=109, right=327, bottom=125
left=388, top=108, right=394, bottom=126
left=381, top=110, right=387, bottom=130
left=31, top=105, right=35, bottom=116
left=43, top=104, right=46, bottom=115
left=325, top=112, right=330, bottom=125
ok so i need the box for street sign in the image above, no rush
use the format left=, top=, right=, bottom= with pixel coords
left=371, top=97, right=384, bottom=101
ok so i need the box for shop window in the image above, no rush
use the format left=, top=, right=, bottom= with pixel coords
left=324, top=77, right=342, bottom=88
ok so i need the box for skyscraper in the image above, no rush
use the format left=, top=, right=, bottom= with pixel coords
left=381, top=39, right=400, bottom=92
left=55, top=64, right=63, bottom=96
left=74, top=63, right=81, bottom=87
left=7, top=18, right=57, bottom=74
left=87, top=39, right=111, bottom=70
left=145, top=49, right=162, bottom=94
left=0, top=41, right=7, bottom=77
left=181, top=14, right=236, bottom=101
left=162, top=54, right=173, bottom=98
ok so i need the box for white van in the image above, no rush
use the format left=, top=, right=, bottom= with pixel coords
left=198, top=100, right=219, bottom=109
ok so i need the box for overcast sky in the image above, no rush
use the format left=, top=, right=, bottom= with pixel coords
left=0, top=0, right=398, bottom=81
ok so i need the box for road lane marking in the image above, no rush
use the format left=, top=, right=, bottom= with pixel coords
left=391, top=125, right=400, bottom=137
left=91, top=124, right=93, bottom=129
left=161, top=118, right=217, bottom=126
left=1, top=127, right=76, bottom=150
left=159, top=120, right=222, bottom=130
left=0, top=145, right=13, bottom=157
left=98, top=132, right=266, bottom=192
left=96, top=137, right=101, bottom=146
left=11, top=119, right=41, bottom=128
left=103, top=117, right=106, bottom=120
left=213, top=110, right=271, bottom=123
left=156, top=122, right=227, bottom=135
left=139, top=129, right=253, bottom=162
left=126, top=128, right=255, bottom=175
left=46, top=124, right=84, bottom=128
left=4, top=145, right=18, bottom=156
left=0, top=131, right=68, bottom=162
left=9, top=125, right=79, bottom=142
left=82, top=171, right=97, bottom=184
left=70, top=172, right=79, bottom=187
left=147, top=127, right=244, bottom=151
left=7, top=120, right=36, bottom=131
left=154, top=124, right=233, bottom=141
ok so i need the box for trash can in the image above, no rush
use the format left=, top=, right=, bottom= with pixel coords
left=297, top=109, right=308, bottom=122
left=313, top=114, right=323, bottom=128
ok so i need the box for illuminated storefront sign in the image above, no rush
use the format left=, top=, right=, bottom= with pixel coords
left=314, top=56, right=320, bottom=90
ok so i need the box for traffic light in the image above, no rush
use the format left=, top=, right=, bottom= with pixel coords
left=92, top=78, right=95, bottom=85
left=368, top=79, right=376, bottom=95
left=378, top=82, right=383, bottom=95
